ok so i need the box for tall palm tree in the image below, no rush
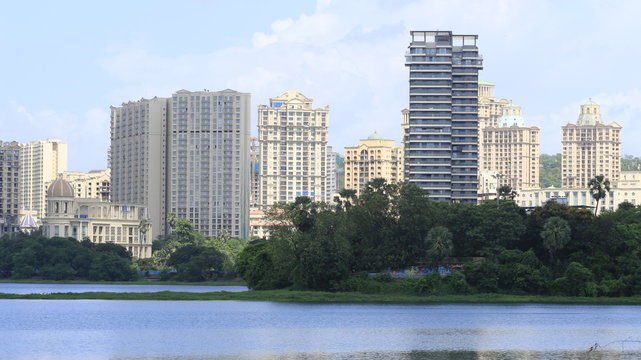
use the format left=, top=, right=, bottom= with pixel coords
left=137, top=218, right=151, bottom=258
left=497, top=185, right=518, bottom=200
left=425, top=225, right=453, bottom=261
left=588, top=175, right=611, bottom=215
left=540, top=216, right=571, bottom=262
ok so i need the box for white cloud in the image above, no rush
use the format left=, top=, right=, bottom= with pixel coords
left=529, top=90, right=641, bottom=156
left=6, top=101, right=109, bottom=171
left=92, top=0, right=641, bottom=164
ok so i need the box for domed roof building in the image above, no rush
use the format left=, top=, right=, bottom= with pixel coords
left=41, top=176, right=152, bottom=258
left=367, top=131, right=384, bottom=140
left=479, top=97, right=540, bottom=198
left=497, top=102, right=525, bottom=128
left=562, top=99, right=622, bottom=188
left=576, top=98, right=603, bottom=126
left=47, top=178, right=75, bottom=198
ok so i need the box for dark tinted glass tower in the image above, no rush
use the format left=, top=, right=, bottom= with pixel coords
left=405, top=31, right=483, bottom=203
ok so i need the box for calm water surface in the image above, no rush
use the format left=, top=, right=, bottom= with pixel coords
left=0, top=283, right=248, bottom=294
left=1, top=300, right=640, bottom=359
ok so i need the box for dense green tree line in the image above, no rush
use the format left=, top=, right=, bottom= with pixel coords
left=236, top=179, right=641, bottom=297
left=0, top=233, right=136, bottom=281
left=0, top=216, right=247, bottom=282
left=145, top=215, right=247, bottom=281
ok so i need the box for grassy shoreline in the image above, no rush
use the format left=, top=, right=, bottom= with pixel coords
left=0, top=279, right=246, bottom=286
left=1, top=289, right=641, bottom=305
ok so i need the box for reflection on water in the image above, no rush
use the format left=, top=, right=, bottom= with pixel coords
left=1, top=300, right=640, bottom=360
left=109, top=350, right=641, bottom=360
left=0, top=283, right=248, bottom=294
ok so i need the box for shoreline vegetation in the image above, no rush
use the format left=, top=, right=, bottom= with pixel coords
left=1, top=289, right=641, bottom=305
left=0, top=279, right=246, bottom=286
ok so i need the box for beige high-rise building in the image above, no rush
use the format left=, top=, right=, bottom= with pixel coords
left=480, top=102, right=540, bottom=196
left=478, top=81, right=510, bottom=129
left=400, top=108, right=410, bottom=149
left=0, top=141, right=21, bottom=235
left=19, top=139, right=68, bottom=219
left=477, top=82, right=510, bottom=179
left=250, top=137, right=260, bottom=207
left=326, top=146, right=338, bottom=198
left=344, top=132, right=404, bottom=196
left=59, top=169, right=111, bottom=201
left=258, top=90, right=329, bottom=207
left=111, top=97, right=167, bottom=239
left=562, top=100, right=621, bottom=188
left=110, top=89, right=251, bottom=239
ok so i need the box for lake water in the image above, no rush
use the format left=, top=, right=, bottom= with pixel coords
left=1, top=300, right=640, bottom=359
left=0, top=283, right=248, bottom=294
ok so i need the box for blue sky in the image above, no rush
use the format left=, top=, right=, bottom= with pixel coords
left=2, top=0, right=641, bottom=171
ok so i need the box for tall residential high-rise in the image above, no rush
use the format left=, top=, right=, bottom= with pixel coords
left=249, top=137, right=260, bottom=207
left=0, top=141, right=21, bottom=235
left=111, top=97, right=167, bottom=238
left=258, top=90, right=329, bottom=207
left=110, top=89, right=251, bottom=239
left=326, top=146, right=337, bottom=199
left=333, top=152, right=345, bottom=194
left=479, top=102, right=540, bottom=195
left=167, top=89, right=250, bottom=239
left=344, top=132, right=404, bottom=196
left=405, top=31, right=483, bottom=203
left=19, top=139, right=68, bottom=219
left=562, top=100, right=621, bottom=188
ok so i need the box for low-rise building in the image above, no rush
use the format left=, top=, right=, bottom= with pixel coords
left=41, top=178, right=151, bottom=258
left=515, top=171, right=641, bottom=214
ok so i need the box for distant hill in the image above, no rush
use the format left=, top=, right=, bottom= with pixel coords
left=621, top=155, right=641, bottom=171
left=538, top=154, right=640, bottom=188
left=540, top=153, right=561, bottom=188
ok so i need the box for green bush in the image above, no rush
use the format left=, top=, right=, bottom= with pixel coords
left=373, top=273, right=394, bottom=283
left=235, top=241, right=275, bottom=289
left=331, top=277, right=383, bottom=294
left=551, top=262, right=597, bottom=297
left=12, top=265, right=34, bottom=279
left=41, top=263, right=76, bottom=280
left=414, top=273, right=441, bottom=295
left=598, top=279, right=625, bottom=297
left=443, top=273, right=472, bottom=295
left=89, top=253, right=136, bottom=281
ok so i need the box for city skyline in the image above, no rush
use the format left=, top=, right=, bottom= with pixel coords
left=2, top=0, right=641, bottom=172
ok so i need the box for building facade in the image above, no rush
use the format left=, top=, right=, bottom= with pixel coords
left=562, top=100, right=621, bottom=188
left=60, top=169, right=110, bottom=201
left=110, top=97, right=167, bottom=239
left=326, top=146, right=338, bottom=199
left=479, top=102, right=540, bottom=197
left=167, top=89, right=250, bottom=239
left=516, top=171, right=641, bottom=215
left=42, top=178, right=152, bottom=258
left=19, top=139, right=68, bottom=219
left=0, top=141, right=22, bottom=235
left=344, top=132, right=404, bottom=196
left=250, top=137, right=260, bottom=207
left=405, top=31, right=483, bottom=203
left=258, top=90, right=329, bottom=207
left=477, top=81, right=510, bottom=129
left=110, top=89, right=251, bottom=239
